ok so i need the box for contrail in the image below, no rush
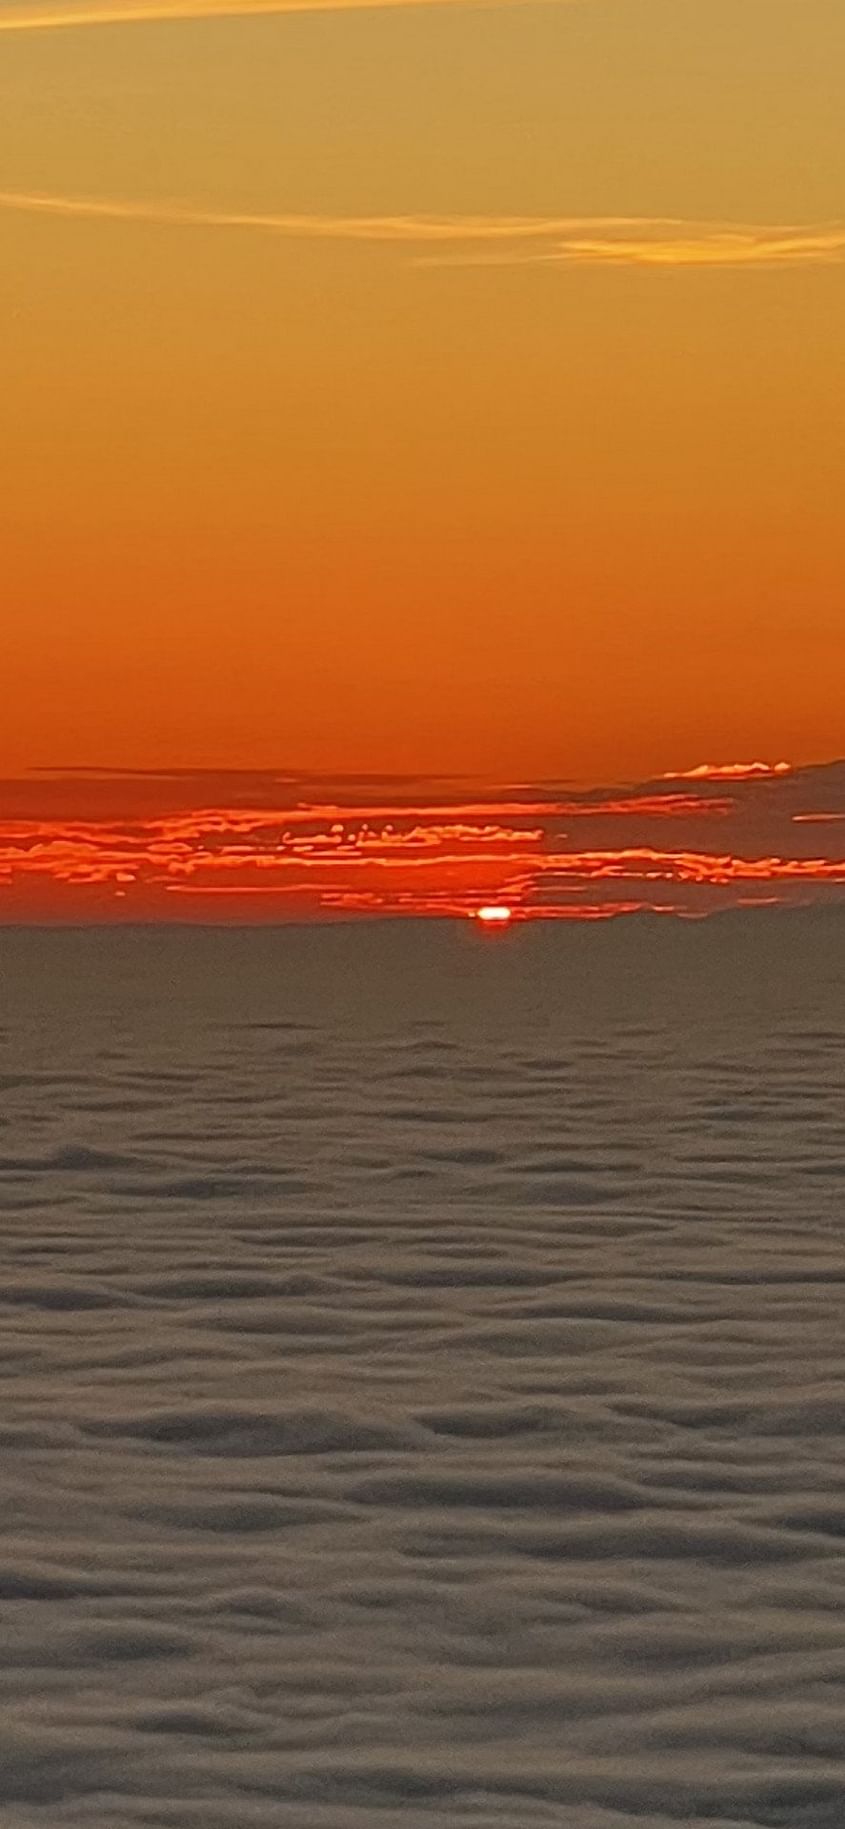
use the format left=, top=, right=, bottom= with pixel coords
left=2, top=189, right=844, bottom=268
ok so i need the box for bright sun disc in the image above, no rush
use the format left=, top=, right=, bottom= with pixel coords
left=475, top=904, right=513, bottom=925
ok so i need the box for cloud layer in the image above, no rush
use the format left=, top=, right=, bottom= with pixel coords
left=3, top=757, right=844, bottom=922
left=1, top=913, right=845, bottom=1824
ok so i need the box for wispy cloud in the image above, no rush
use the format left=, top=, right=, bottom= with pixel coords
left=416, top=226, right=845, bottom=270
left=3, top=189, right=844, bottom=269
left=0, top=0, right=565, bottom=32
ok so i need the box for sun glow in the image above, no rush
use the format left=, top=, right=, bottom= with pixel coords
left=475, top=904, right=514, bottom=926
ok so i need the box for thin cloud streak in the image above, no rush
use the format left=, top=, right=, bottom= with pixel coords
left=3, top=189, right=844, bottom=269
left=0, top=0, right=567, bottom=31
left=0, top=193, right=673, bottom=241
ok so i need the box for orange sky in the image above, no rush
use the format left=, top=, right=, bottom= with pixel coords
left=1, top=0, right=843, bottom=862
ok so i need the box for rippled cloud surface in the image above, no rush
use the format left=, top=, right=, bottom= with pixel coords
left=1, top=920, right=845, bottom=1825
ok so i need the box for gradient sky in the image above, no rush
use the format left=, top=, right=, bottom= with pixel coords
left=1, top=0, right=843, bottom=842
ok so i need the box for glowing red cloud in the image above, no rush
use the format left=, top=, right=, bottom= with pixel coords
left=2, top=763, right=844, bottom=922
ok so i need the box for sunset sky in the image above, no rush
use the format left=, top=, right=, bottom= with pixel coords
left=2, top=0, right=843, bottom=918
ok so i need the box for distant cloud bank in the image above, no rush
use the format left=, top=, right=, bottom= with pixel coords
left=2, top=758, right=844, bottom=922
